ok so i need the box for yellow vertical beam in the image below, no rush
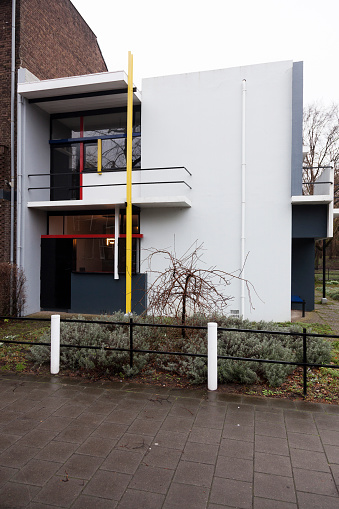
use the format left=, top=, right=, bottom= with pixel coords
left=125, top=51, right=133, bottom=314
left=97, top=138, right=102, bottom=174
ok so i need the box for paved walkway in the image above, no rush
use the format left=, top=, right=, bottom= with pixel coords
left=0, top=374, right=338, bottom=509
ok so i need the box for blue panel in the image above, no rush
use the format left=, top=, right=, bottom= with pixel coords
left=292, top=204, right=327, bottom=238
left=291, top=238, right=314, bottom=311
left=70, top=273, right=147, bottom=315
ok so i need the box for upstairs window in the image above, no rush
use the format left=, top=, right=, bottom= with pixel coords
left=50, top=108, right=141, bottom=200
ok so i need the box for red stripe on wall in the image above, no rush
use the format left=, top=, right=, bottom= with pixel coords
left=41, top=234, right=143, bottom=239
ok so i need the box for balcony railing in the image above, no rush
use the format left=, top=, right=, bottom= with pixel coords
left=27, top=166, right=192, bottom=207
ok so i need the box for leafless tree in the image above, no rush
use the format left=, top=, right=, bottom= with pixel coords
left=303, top=103, right=339, bottom=267
left=303, top=103, right=339, bottom=196
left=144, top=242, right=256, bottom=333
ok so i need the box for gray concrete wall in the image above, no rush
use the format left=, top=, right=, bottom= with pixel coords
left=291, top=62, right=303, bottom=196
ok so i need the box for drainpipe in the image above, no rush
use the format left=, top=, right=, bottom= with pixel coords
left=240, top=79, right=246, bottom=318
left=10, top=0, right=16, bottom=265
left=16, top=93, right=22, bottom=269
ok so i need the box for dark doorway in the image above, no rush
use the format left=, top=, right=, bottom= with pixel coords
left=41, top=239, right=73, bottom=310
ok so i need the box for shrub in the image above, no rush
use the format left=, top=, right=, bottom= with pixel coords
left=328, top=290, right=339, bottom=300
left=30, top=314, right=332, bottom=387
left=0, top=263, right=26, bottom=316
left=30, top=314, right=149, bottom=377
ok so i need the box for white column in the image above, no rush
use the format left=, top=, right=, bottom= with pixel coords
left=208, top=322, right=218, bottom=391
left=50, top=314, right=60, bottom=374
left=241, top=79, right=247, bottom=319
left=114, top=205, right=119, bottom=279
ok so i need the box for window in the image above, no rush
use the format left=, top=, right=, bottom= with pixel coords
left=74, top=238, right=114, bottom=273
left=47, top=211, right=140, bottom=274
left=50, top=108, right=141, bottom=200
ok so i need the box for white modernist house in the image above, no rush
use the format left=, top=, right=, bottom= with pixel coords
left=16, top=60, right=333, bottom=321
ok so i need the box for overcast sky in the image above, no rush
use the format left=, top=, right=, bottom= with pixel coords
left=71, top=0, right=338, bottom=106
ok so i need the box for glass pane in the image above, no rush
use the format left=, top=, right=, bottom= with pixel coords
left=50, top=144, right=79, bottom=200
left=64, top=214, right=115, bottom=235
left=132, top=136, right=141, bottom=167
left=118, top=238, right=137, bottom=274
left=51, top=109, right=141, bottom=141
left=120, top=212, right=140, bottom=234
left=102, top=138, right=126, bottom=169
left=83, top=110, right=141, bottom=137
left=49, top=216, right=63, bottom=234
left=51, top=117, right=81, bottom=139
left=75, top=238, right=114, bottom=273
left=84, top=143, right=97, bottom=170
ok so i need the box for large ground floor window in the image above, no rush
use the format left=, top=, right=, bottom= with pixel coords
left=40, top=209, right=144, bottom=312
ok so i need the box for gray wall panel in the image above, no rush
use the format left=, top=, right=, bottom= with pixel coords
left=71, top=273, right=147, bottom=315
left=292, top=204, right=328, bottom=238
left=291, top=62, right=303, bottom=196
left=291, top=238, right=314, bottom=311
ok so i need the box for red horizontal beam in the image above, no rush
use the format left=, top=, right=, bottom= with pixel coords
left=41, top=234, right=143, bottom=239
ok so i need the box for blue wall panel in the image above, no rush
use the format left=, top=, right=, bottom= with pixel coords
left=71, top=273, right=147, bottom=315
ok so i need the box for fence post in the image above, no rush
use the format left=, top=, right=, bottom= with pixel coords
left=208, top=322, right=218, bottom=391
left=303, top=327, right=307, bottom=397
left=129, top=316, right=134, bottom=368
left=50, top=314, right=60, bottom=375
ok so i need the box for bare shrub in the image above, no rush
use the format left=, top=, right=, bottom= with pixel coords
left=0, top=263, right=26, bottom=316
left=144, top=243, right=256, bottom=333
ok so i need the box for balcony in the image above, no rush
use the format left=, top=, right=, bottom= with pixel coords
left=292, top=166, right=334, bottom=238
left=27, top=166, right=192, bottom=211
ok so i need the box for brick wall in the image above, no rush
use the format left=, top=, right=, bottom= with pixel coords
left=0, top=1, right=12, bottom=147
left=19, top=0, right=107, bottom=79
left=0, top=1, right=14, bottom=263
left=0, top=0, right=108, bottom=264
left=0, top=146, right=11, bottom=262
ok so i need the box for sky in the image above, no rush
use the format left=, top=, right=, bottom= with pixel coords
left=71, top=0, right=338, bottom=106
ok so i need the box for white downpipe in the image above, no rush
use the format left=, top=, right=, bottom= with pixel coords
left=10, top=0, right=16, bottom=264
left=114, top=205, right=119, bottom=279
left=16, top=94, right=23, bottom=269
left=241, top=79, right=246, bottom=319
left=50, top=315, right=60, bottom=374
left=208, top=322, right=218, bottom=391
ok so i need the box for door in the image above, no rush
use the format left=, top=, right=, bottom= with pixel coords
left=41, top=238, right=73, bottom=310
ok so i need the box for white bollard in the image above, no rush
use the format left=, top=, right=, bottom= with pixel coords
left=50, top=314, right=60, bottom=375
left=208, top=322, right=218, bottom=391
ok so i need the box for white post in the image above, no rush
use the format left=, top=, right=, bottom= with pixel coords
left=50, top=314, right=60, bottom=375
left=208, top=322, right=218, bottom=391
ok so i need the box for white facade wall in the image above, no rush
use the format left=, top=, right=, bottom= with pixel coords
left=17, top=61, right=297, bottom=320
left=140, top=61, right=293, bottom=321
left=19, top=101, right=50, bottom=314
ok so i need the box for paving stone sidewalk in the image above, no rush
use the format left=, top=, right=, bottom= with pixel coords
left=0, top=373, right=338, bottom=509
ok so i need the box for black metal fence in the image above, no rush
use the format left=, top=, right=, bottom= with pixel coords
left=1, top=315, right=339, bottom=397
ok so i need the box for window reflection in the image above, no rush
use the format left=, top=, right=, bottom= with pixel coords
left=51, top=110, right=141, bottom=140
left=75, top=238, right=114, bottom=273
left=47, top=212, right=140, bottom=274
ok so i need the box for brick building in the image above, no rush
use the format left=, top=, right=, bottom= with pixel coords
left=0, top=0, right=107, bottom=263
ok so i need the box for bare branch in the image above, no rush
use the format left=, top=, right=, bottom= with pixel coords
left=143, top=242, right=257, bottom=325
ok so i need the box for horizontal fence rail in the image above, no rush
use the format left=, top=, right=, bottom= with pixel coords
left=1, top=315, right=339, bottom=396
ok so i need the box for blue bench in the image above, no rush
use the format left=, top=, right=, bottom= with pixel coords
left=291, top=295, right=305, bottom=317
